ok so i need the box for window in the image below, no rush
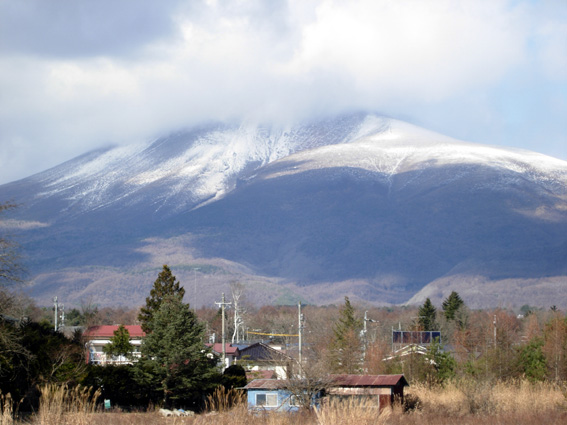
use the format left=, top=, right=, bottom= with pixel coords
left=256, top=393, right=278, bottom=407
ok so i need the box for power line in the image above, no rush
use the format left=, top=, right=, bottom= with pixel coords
left=247, top=331, right=299, bottom=337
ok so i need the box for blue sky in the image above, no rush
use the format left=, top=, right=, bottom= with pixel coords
left=0, top=0, right=565, bottom=184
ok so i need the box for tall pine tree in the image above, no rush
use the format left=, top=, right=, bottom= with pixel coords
left=442, top=291, right=464, bottom=322
left=138, top=265, right=185, bottom=333
left=135, top=296, right=219, bottom=409
left=418, top=298, right=438, bottom=331
left=329, top=297, right=363, bottom=373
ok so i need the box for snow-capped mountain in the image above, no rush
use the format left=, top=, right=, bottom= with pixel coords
left=16, top=114, right=391, bottom=219
left=1, top=113, right=566, bottom=308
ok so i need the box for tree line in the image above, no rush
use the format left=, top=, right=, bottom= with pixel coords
left=2, top=265, right=567, bottom=411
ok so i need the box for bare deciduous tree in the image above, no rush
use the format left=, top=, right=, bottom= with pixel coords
left=280, top=375, right=332, bottom=411
left=0, top=202, right=32, bottom=385
left=230, top=282, right=247, bottom=344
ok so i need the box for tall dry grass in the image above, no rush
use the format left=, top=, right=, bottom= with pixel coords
left=34, top=384, right=101, bottom=425
left=194, top=379, right=567, bottom=425
left=315, top=398, right=394, bottom=425
left=193, top=404, right=314, bottom=425
left=0, top=392, right=16, bottom=425
left=205, top=386, right=246, bottom=412
left=2, top=379, right=566, bottom=425
left=491, top=379, right=567, bottom=413
left=408, top=378, right=567, bottom=417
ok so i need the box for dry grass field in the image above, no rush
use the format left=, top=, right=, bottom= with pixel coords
left=2, top=379, right=567, bottom=425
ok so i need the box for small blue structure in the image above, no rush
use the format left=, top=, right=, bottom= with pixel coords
left=243, top=379, right=300, bottom=412
left=244, top=375, right=409, bottom=412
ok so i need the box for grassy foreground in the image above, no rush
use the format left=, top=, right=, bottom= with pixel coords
left=2, top=379, right=566, bottom=425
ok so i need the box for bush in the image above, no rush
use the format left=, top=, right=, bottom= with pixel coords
left=81, top=365, right=152, bottom=409
left=222, top=364, right=247, bottom=389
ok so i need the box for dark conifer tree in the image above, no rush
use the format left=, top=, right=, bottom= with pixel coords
left=442, top=291, right=464, bottom=322
left=329, top=296, right=363, bottom=373
left=135, top=296, right=219, bottom=409
left=418, top=298, right=438, bottom=331
left=138, top=265, right=185, bottom=333
left=103, top=324, right=134, bottom=359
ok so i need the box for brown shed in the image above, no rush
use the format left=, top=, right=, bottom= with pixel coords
left=327, top=374, right=408, bottom=411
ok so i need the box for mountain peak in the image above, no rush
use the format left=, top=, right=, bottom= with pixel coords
left=1, top=113, right=566, bottom=309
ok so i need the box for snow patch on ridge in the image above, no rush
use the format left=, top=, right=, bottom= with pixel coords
left=26, top=113, right=567, bottom=216
left=48, top=143, right=149, bottom=186
left=259, top=122, right=567, bottom=198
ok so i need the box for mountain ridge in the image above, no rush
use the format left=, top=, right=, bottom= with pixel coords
left=1, top=113, right=565, bottom=308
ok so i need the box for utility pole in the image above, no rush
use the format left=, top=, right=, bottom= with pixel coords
left=215, top=293, right=231, bottom=371
left=53, top=297, right=59, bottom=331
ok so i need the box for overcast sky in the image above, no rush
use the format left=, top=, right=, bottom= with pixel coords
left=0, top=0, right=565, bottom=184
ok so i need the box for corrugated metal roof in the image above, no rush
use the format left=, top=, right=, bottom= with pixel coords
left=83, top=325, right=145, bottom=338
left=330, top=374, right=408, bottom=387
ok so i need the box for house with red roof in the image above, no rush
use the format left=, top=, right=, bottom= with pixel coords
left=205, top=343, right=241, bottom=368
left=83, top=325, right=145, bottom=365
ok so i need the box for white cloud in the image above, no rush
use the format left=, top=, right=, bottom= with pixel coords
left=0, top=0, right=565, bottom=184
left=284, top=0, right=527, bottom=104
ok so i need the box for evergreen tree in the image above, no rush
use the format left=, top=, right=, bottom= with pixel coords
left=134, top=296, right=219, bottom=409
left=81, top=364, right=153, bottom=408
left=442, top=291, right=464, bottom=322
left=138, top=265, right=185, bottom=333
left=222, top=364, right=247, bottom=389
left=517, top=337, right=547, bottom=382
left=1, top=320, right=86, bottom=405
left=425, top=337, right=456, bottom=384
left=329, top=297, right=363, bottom=373
left=103, top=325, right=134, bottom=360
left=418, top=298, right=438, bottom=331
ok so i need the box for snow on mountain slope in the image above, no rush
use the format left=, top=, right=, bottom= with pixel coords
left=22, top=114, right=399, bottom=217
left=5, top=111, right=564, bottom=228
left=258, top=118, right=567, bottom=197
left=2, top=112, right=567, bottom=309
